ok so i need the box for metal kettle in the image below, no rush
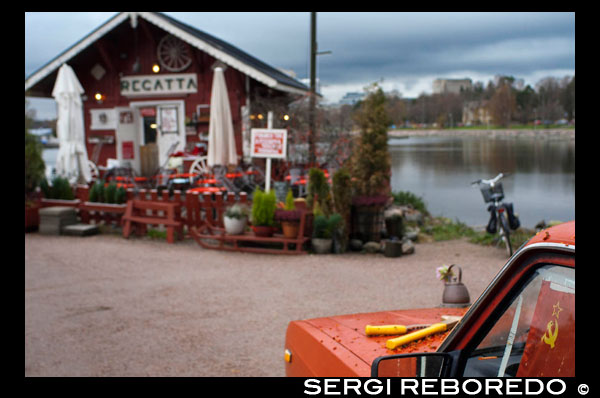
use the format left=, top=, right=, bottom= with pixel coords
left=442, top=264, right=471, bottom=307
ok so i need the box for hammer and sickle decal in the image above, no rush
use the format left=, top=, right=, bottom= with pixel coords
left=541, top=301, right=562, bottom=349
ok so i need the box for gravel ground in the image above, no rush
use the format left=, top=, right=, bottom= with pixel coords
left=25, top=232, right=509, bottom=377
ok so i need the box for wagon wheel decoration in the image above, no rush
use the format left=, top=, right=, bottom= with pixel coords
left=157, top=34, right=192, bottom=72
left=189, top=156, right=210, bottom=184
left=88, top=160, right=100, bottom=181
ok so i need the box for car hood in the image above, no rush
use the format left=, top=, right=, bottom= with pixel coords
left=285, top=306, right=468, bottom=377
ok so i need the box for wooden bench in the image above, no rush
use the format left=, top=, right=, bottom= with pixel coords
left=121, top=200, right=183, bottom=243
left=190, top=211, right=311, bottom=255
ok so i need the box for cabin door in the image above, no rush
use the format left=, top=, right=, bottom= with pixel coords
left=115, top=107, right=141, bottom=174
left=139, top=107, right=159, bottom=177
left=156, top=104, right=185, bottom=170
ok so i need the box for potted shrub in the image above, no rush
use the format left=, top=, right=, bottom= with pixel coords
left=224, top=203, right=250, bottom=235
left=40, top=176, right=81, bottom=208
left=332, top=168, right=352, bottom=253
left=251, top=188, right=277, bottom=237
left=79, top=180, right=128, bottom=225
left=25, top=127, right=46, bottom=231
left=349, top=84, right=392, bottom=242
left=312, top=213, right=342, bottom=254
left=275, top=189, right=303, bottom=239
left=384, top=208, right=405, bottom=239
left=306, top=168, right=332, bottom=216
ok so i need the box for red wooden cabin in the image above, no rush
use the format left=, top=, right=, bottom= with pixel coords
left=25, top=12, right=310, bottom=177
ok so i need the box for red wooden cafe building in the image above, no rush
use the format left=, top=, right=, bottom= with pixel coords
left=25, top=12, right=310, bottom=178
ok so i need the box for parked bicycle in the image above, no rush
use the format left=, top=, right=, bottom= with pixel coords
left=471, top=173, right=521, bottom=256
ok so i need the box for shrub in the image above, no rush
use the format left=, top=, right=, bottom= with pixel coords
left=104, top=182, right=117, bottom=204
left=115, top=186, right=127, bottom=204
left=392, top=191, right=429, bottom=215
left=313, top=213, right=343, bottom=239
left=306, top=168, right=332, bottom=216
left=251, top=188, right=276, bottom=226
left=225, top=203, right=250, bottom=219
left=350, top=84, right=392, bottom=198
left=284, top=189, right=296, bottom=211
left=25, top=129, right=46, bottom=197
left=41, top=176, right=74, bottom=200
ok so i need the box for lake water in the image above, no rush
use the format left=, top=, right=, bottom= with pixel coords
left=389, top=135, right=575, bottom=228
left=42, top=134, right=575, bottom=229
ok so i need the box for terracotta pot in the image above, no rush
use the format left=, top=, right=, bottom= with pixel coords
left=281, top=221, right=299, bottom=239
left=253, top=225, right=274, bottom=237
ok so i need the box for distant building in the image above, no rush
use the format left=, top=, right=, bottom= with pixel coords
left=433, top=78, right=472, bottom=94
left=338, top=92, right=365, bottom=106
left=462, top=100, right=492, bottom=126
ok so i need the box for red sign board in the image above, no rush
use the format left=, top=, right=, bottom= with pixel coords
left=122, top=141, right=135, bottom=160
left=250, top=129, right=287, bottom=159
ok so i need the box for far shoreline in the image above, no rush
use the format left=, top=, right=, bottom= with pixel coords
left=388, top=128, right=575, bottom=139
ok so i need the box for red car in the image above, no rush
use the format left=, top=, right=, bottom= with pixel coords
left=284, top=221, right=575, bottom=377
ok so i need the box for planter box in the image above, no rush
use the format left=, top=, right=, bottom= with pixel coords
left=41, top=198, right=81, bottom=208
left=79, top=201, right=127, bottom=225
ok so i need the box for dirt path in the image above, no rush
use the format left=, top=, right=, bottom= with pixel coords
left=25, top=233, right=509, bottom=376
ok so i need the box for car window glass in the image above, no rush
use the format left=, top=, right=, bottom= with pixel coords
left=463, top=265, right=574, bottom=377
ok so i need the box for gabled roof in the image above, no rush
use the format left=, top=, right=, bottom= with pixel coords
left=25, top=12, right=310, bottom=96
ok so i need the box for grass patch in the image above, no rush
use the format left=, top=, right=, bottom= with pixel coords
left=392, top=191, right=429, bottom=215
left=426, top=217, right=477, bottom=241
left=147, top=228, right=167, bottom=240
left=418, top=216, right=536, bottom=251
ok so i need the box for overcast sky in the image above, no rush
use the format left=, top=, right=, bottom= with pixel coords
left=25, top=12, right=575, bottom=120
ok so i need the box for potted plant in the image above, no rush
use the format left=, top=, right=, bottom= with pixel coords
left=224, top=203, right=250, bottom=235
left=79, top=180, right=128, bottom=225
left=349, top=84, right=392, bottom=242
left=332, top=168, right=352, bottom=253
left=251, top=188, right=277, bottom=237
left=25, top=125, right=46, bottom=231
left=384, top=208, right=405, bottom=239
left=306, top=168, right=332, bottom=216
left=275, top=189, right=303, bottom=239
left=312, top=213, right=342, bottom=254
left=40, top=175, right=81, bottom=208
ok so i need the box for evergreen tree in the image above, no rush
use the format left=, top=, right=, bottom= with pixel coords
left=351, top=84, right=391, bottom=198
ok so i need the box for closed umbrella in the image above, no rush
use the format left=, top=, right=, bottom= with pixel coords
left=52, top=63, right=91, bottom=184
left=207, top=67, right=237, bottom=167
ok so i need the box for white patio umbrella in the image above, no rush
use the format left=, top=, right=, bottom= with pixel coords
left=207, top=67, right=238, bottom=167
left=52, top=63, right=92, bottom=184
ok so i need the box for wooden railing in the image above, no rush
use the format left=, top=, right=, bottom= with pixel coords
left=49, top=185, right=250, bottom=237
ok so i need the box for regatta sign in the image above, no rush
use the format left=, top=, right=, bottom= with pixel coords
left=120, top=73, right=198, bottom=97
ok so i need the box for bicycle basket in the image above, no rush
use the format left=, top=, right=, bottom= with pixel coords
left=479, top=182, right=504, bottom=203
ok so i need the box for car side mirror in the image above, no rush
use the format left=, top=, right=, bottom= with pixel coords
left=371, top=352, right=455, bottom=377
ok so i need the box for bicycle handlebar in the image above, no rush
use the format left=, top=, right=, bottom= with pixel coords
left=471, top=172, right=510, bottom=186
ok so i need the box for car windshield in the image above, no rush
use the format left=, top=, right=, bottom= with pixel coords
left=464, top=265, right=574, bottom=377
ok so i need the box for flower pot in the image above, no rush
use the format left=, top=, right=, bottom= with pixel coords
left=312, top=238, right=332, bottom=254
left=224, top=216, right=247, bottom=235
left=281, top=221, right=299, bottom=239
left=383, top=239, right=403, bottom=257
left=351, top=204, right=384, bottom=242
left=253, top=225, right=274, bottom=237
left=442, top=265, right=471, bottom=307
left=25, top=202, right=41, bottom=232
left=385, top=217, right=404, bottom=239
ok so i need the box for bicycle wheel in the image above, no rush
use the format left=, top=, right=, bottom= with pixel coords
left=498, top=211, right=513, bottom=256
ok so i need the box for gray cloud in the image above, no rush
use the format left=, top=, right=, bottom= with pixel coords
left=25, top=11, right=574, bottom=109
